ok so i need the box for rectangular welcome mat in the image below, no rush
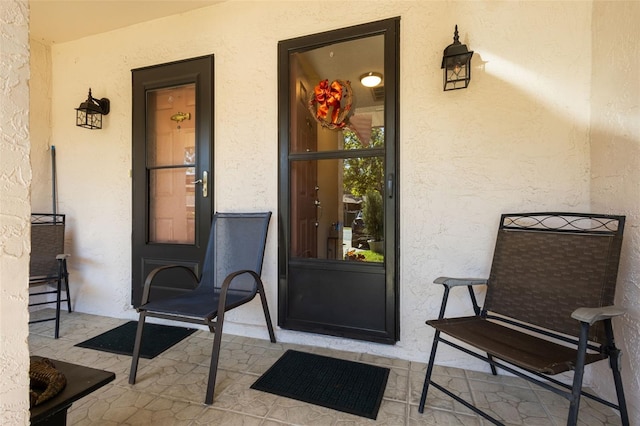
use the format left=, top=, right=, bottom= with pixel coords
left=251, top=350, right=389, bottom=419
left=75, top=321, right=197, bottom=359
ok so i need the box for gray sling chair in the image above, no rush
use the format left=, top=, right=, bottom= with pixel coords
left=129, top=212, right=275, bottom=404
left=418, top=212, right=629, bottom=426
left=29, top=214, right=72, bottom=339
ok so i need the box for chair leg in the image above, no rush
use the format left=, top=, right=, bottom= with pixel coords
left=488, top=354, right=498, bottom=375
left=54, top=276, right=62, bottom=339
left=63, top=259, right=72, bottom=313
left=609, top=347, right=630, bottom=426
left=419, top=329, right=441, bottom=413
left=420, top=286, right=451, bottom=413
left=205, top=314, right=225, bottom=404
left=257, top=282, right=276, bottom=343
left=129, top=312, right=147, bottom=384
left=604, top=321, right=630, bottom=426
left=567, top=322, right=590, bottom=426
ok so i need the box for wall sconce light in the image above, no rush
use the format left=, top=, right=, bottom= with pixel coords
left=75, top=88, right=110, bottom=129
left=360, top=72, right=383, bottom=88
left=441, top=25, right=474, bottom=91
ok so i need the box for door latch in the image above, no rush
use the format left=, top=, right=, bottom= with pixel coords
left=194, top=171, right=208, bottom=198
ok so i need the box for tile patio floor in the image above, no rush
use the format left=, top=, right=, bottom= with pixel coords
left=28, top=310, right=622, bottom=425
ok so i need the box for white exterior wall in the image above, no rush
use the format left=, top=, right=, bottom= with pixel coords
left=29, top=39, right=53, bottom=213
left=45, top=0, right=593, bottom=356
left=590, top=1, right=640, bottom=421
left=15, top=1, right=637, bottom=422
left=0, top=1, right=30, bottom=424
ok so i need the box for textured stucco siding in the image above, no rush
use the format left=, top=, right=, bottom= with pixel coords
left=0, top=0, right=31, bottom=424
left=590, top=1, right=640, bottom=421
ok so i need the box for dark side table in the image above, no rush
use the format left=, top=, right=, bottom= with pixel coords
left=30, top=356, right=115, bottom=425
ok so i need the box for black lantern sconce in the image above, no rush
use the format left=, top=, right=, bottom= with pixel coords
left=75, top=88, right=110, bottom=129
left=441, top=25, right=474, bottom=91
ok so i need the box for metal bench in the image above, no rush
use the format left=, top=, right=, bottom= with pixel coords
left=418, top=212, right=629, bottom=426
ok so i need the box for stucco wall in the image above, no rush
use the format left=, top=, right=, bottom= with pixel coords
left=590, top=1, right=640, bottom=421
left=44, top=0, right=592, bottom=353
left=0, top=1, right=30, bottom=424
left=21, top=1, right=637, bottom=422
left=29, top=39, right=53, bottom=213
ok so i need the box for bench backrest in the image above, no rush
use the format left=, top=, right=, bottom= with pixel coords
left=484, top=213, right=624, bottom=344
left=30, top=214, right=66, bottom=278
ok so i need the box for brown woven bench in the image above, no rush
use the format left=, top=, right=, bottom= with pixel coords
left=418, top=212, right=629, bottom=426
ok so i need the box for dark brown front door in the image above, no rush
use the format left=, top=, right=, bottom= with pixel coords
left=290, top=86, right=319, bottom=258
left=131, top=55, right=214, bottom=306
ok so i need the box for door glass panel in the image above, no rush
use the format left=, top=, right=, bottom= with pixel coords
left=289, top=33, right=385, bottom=262
left=289, top=35, right=384, bottom=153
left=290, top=155, right=384, bottom=262
left=149, top=167, right=196, bottom=243
left=147, top=84, right=196, bottom=244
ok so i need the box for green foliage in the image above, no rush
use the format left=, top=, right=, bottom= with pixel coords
left=361, top=250, right=384, bottom=263
left=342, top=127, right=384, bottom=197
left=362, top=189, right=383, bottom=241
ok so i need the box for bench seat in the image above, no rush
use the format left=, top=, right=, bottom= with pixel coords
left=428, top=316, right=606, bottom=374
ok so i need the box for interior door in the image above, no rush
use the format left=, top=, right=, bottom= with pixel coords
left=278, top=18, right=400, bottom=344
left=131, top=55, right=214, bottom=307
left=290, top=87, right=318, bottom=258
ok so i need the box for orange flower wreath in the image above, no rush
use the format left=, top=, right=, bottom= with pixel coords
left=308, top=79, right=353, bottom=130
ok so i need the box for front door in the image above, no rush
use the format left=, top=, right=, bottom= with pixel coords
left=131, top=55, right=214, bottom=306
left=278, top=19, right=400, bottom=344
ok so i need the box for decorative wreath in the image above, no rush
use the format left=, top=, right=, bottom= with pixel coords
left=308, top=79, right=354, bottom=130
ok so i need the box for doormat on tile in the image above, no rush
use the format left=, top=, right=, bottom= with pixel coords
left=251, top=349, right=389, bottom=419
left=75, top=321, right=197, bottom=359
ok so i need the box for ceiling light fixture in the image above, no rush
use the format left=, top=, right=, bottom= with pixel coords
left=360, top=72, right=383, bottom=88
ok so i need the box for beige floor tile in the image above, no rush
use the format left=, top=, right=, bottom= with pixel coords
left=214, top=373, right=279, bottom=417
left=266, top=396, right=342, bottom=425
left=411, top=373, right=475, bottom=415
left=193, top=407, right=264, bottom=425
left=408, top=405, right=481, bottom=425
left=468, top=380, right=550, bottom=425
left=384, top=367, right=409, bottom=402
left=27, top=310, right=626, bottom=426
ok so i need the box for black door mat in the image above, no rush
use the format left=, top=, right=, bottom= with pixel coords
left=251, top=349, right=389, bottom=419
left=75, top=321, right=197, bottom=359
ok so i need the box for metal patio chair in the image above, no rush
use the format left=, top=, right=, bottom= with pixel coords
left=418, top=212, right=629, bottom=426
left=129, top=212, right=275, bottom=404
left=29, top=214, right=72, bottom=339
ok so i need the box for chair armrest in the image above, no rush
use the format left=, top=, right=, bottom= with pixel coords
left=571, top=306, right=626, bottom=325
left=434, top=277, right=488, bottom=287
left=141, top=265, right=199, bottom=306
left=216, top=269, right=261, bottom=315
left=432, top=277, right=488, bottom=318
left=56, top=254, right=70, bottom=260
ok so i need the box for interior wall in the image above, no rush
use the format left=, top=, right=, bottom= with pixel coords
left=0, top=0, right=30, bottom=423
left=24, top=2, right=636, bottom=415
left=590, top=1, right=640, bottom=421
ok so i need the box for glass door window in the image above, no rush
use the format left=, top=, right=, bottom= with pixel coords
left=146, top=84, right=197, bottom=244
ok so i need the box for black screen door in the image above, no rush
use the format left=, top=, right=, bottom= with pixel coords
left=131, top=55, right=214, bottom=307
left=278, top=18, right=400, bottom=344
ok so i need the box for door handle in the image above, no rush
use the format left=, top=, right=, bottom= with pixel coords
left=195, top=171, right=208, bottom=198
left=387, top=173, right=394, bottom=198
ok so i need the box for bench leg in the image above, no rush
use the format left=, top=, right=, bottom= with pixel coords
left=605, top=321, right=629, bottom=426
left=418, top=329, right=440, bottom=413
left=567, top=322, right=590, bottom=426
left=62, top=259, right=72, bottom=313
